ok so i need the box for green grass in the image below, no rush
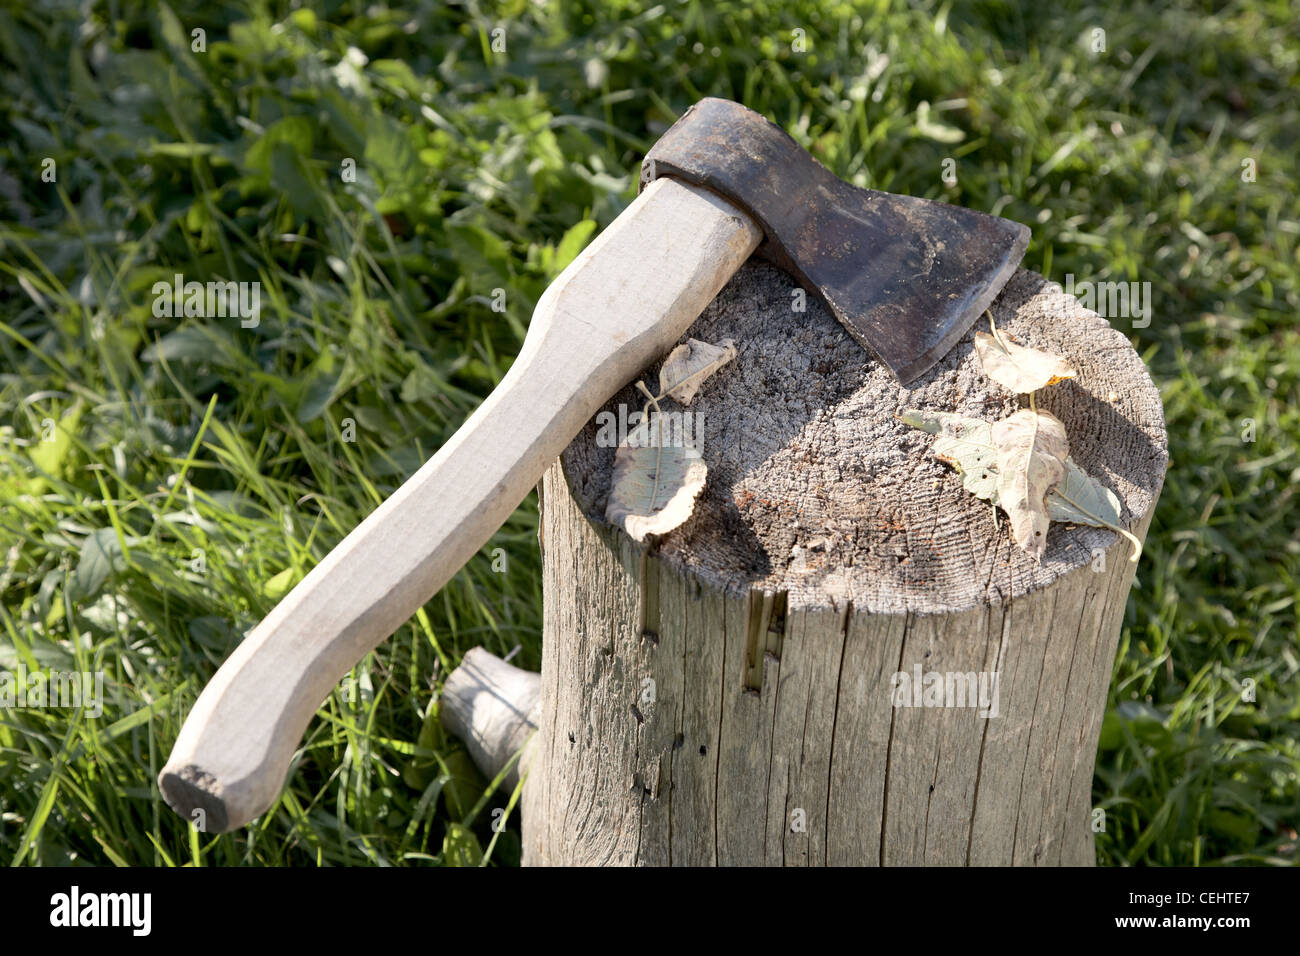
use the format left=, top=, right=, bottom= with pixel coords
left=0, top=0, right=1296, bottom=866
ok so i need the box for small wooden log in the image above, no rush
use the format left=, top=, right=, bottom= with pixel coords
left=521, top=264, right=1167, bottom=866
left=440, top=648, right=540, bottom=790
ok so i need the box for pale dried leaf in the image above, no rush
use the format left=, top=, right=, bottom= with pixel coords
left=606, top=419, right=707, bottom=542
left=898, top=408, right=962, bottom=435
left=975, top=331, right=1076, bottom=393
left=658, top=338, right=736, bottom=405
left=1048, top=457, right=1143, bottom=562
left=1047, top=457, right=1122, bottom=527
left=903, top=408, right=1142, bottom=562
left=900, top=409, right=997, bottom=502
left=991, top=409, right=1069, bottom=561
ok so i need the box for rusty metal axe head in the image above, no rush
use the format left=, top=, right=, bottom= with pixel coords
left=640, top=98, right=1031, bottom=383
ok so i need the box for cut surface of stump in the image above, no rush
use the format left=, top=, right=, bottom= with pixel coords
left=523, top=262, right=1167, bottom=866
left=562, top=263, right=1165, bottom=611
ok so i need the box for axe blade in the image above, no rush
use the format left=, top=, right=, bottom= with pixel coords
left=642, top=98, right=1031, bottom=383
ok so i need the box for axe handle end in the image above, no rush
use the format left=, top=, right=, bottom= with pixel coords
left=159, top=178, right=761, bottom=832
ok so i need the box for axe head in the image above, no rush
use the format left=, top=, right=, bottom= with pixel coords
left=641, top=98, right=1031, bottom=383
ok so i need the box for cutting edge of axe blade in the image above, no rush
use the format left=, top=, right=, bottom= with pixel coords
left=640, top=97, right=1032, bottom=384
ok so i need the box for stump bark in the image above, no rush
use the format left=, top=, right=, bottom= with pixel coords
left=514, top=263, right=1166, bottom=866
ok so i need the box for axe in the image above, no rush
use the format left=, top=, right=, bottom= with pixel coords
left=160, top=98, right=1029, bottom=832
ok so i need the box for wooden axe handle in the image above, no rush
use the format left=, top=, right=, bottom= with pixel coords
left=159, top=178, right=762, bottom=832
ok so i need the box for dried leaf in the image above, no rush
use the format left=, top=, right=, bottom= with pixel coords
left=975, top=330, right=1076, bottom=394
left=902, top=409, right=1142, bottom=563
left=1048, top=457, right=1142, bottom=562
left=991, top=409, right=1069, bottom=561
left=658, top=338, right=736, bottom=406
left=900, top=409, right=998, bottom=502
left=605, top=418, right=707, bottom=542
left=1048, top=457, right=1122, bottom=527
left=898, top=408, right=964, bottom=436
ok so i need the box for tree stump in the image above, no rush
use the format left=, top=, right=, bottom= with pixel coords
left=517, top=262, right=1166, bottom=866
